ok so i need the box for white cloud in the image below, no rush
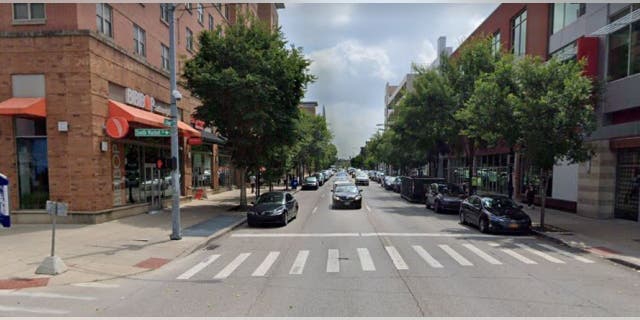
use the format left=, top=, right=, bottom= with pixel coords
left=415, top=39, right=437, bottom=66
left=308, top=40, right=395, bottom=81
left=331, top=4, right=355, bottom=27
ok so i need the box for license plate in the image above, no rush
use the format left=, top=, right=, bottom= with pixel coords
left=344, top=201, right=351, bottom=205
left=509, top=223, right=519, bottom=229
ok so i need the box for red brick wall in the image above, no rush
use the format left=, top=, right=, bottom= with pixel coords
left=0, top=4, right=79, bottom=32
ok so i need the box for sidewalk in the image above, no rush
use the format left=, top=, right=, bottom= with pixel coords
left=522, top=204, right=640, bottom=270
left=0, top=185, right=295, bottom=289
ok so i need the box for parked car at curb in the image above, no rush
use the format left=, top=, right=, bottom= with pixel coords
left=383, top=176, right=396, bottom=190
left=392, top=177, right=402, bottom=193
left=247, top=191, right=299, bottom=227
left=301, top=176, right=319, bottom=190
left=459, top=194, right=532, bottom=234
left=332, top=184, right=363, bottom=209
left=355, top=173, right=369, bottom=186
left=426, top=182, right=466, bottom=213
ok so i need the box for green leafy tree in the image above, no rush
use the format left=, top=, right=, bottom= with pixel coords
left=183, top=14, right=314, bottom=208
left=512, top=56, right=596, bottom=228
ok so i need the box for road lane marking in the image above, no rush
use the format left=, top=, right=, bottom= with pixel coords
left=177, top=254, right=221, bottom=280
left=536, top=244, right=594, bottom=263
left=0, top=291, right=96, bottom=301
left=489, top=243, right=538, bottom=264
left=385, top=246, right=409, bottom=270
left=365, top=205, right=371, bottom=212
left=357, top=248, right=376, bottom=271
left=516, top=244, right=565, bottom=264
left=213, top=253, right=251, bottom=279
left=327, top=249, right=340, bottom=273
left=412, top=245, right=443, bottom=268
left=462, top=243, right=502, bottom=265
left=252, top=251, right=280, bottom=277
left=312, top=206, right=318, bottom=214
left=0, top=305, right=68, bottom=315
left=232, top=233, right=360, bottom=238
left=439, top=244, right=473, bottom=266
left=289, top=250, right=310, bottom=275
left=231, top=232, right=530, bottom=239
left=72, top=282, right=120, bottom=288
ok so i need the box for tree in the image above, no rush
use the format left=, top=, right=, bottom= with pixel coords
left=183, top=14, right=314, bottom=208
left=512, top=56, right=596, bottom=229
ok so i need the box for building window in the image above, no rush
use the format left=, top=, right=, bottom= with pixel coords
left=13, top=3, right=45, bottom=21
left=186, top=27, right=194, bottom=52
left=160, top=4, right=169, bottom=23
left=96, top=3, right=112, bottom=38
left=209, top=14, right=214, bottom=31
left=185, top=3, right=192, bottom=13
left=161, top=44, right=170, bottom=71
left=512, top=10, right=527, bottom=57
left=552, top=3, right=585, bottom=34
left=15, top=117, right=49, bottom=209
left=552, top=42, right=577, bottom=61
left=607, top=5, right=640, bottom=81
left=197, top=3, right=204, bottom=24
left=134, top=24, right=146, bottom=57
left=491, top=31, right=501, bottom=55
left=224, top=4, right=229, bottom=19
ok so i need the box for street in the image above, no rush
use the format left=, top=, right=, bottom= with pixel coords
left=2, top=178, right=640, bottom=316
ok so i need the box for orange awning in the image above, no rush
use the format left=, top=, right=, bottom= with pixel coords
left=0, top=98, right=46, bottom=117
left=108, top=100, right=201, bottom=138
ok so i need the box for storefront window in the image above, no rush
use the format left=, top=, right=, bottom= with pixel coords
left=607, top=5, right=640, bottom=81
left=15, top=117, right=48, bottom=209
left=614, top=148, right=640, bottom=221
left=192, top=145, right=212, bottom=188
left=121, top=143, right=174, bottom=205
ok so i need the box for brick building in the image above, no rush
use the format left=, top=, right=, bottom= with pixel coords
left=0, top=3, right=282, bottom=223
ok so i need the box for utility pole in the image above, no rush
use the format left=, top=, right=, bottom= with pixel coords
left=167, top=3, right=182, bottom=240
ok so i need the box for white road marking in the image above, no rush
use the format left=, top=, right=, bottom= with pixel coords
left=327, top=249, right=340, bottom=273
left=0, top=305, right=68, bottom=315
left=516, top=244, right=565, bottom=264
left=289, top=250, right=310, bottom=275
left=536, top=244, right=594, bottom=263
left=252, top=251, right=280, bottom=277
left=357, top=248, right=376, bottom=271
left=232, top=233, right=360, bottom=238
left=365, top=205, right=372, bottom=212
left=462, top=243, right=502, bottom=265
left=0, top=291, right=96, bottom=301
left=213, top=253, right=251, bottom=279
left=177, top=254, right=221, bottom=280
left=489, top=243, right=538, bottom=264
left=412, top=245, right=443, bottom=268
left=312, top=206, right=318, bottom=214
left=439, top=244, right=473, bottom=266
left=71, top=282, right=120, bottom=288
left=361, top=232, right=523, bottom=238
left=385, top=246, right=409, bottom=270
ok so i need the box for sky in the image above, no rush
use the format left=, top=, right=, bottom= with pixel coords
left=278, top=3, right=497, bottom=159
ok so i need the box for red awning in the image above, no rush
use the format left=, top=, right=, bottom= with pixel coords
left=108, top=100, right=201, bottom=138
left=0, top=98, right=46, bottom=117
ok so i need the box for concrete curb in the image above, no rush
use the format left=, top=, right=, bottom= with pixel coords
left=532, top=229, right=640, bottom=271
left=180, top=216, right=247, bottom=257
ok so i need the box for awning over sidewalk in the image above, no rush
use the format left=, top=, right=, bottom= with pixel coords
left=0, top=97, right=46, bottom=117
left=201, top=130, right=227, bottom=145
left=108, top=99, right=201, bottom=138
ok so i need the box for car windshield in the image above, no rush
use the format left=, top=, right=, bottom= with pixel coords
left=256, top=193, right=284, bottom=204
left=482, top=197, right=519, bottom=209
left=335, top=185, right=358, bottom=193
left=438, top=184, right=463, bottom=195
left=305, top=177, right=317, bottom=182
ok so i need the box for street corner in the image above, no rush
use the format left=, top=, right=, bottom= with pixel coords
left=0, top=277, right=50, bottom=290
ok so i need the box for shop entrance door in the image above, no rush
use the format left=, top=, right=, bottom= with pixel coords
left=143, top=163, right=162, bottom=211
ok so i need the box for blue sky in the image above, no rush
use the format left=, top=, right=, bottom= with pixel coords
left=279, top=3, right=497, bottom=158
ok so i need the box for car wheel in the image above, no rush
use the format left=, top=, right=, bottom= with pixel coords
left=459, top=211, right=466, bottom=225
left=282, top=212, right=288, bottom=226
left=479, top=216, right=489, bottom=233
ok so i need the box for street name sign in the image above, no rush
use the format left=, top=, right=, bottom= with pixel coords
left=135, top=128, right=171, bottom=137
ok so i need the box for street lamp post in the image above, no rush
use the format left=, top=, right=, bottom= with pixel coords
left=167, top=3, right=182, bottom=240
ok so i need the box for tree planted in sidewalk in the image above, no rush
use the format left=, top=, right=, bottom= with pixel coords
left=512, top=56, right=596, bottom=229
left=183, top=14, right=314, bottom=208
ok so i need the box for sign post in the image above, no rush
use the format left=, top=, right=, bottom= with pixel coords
left=35, top=201, right=68, bottom=275
left=0, top=173, right=10, bottom=228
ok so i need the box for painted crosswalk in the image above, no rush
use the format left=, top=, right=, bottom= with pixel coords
left=175, top=242, right=598, bottom=281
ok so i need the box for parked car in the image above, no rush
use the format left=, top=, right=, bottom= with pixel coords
left=459, top=194, right=532, bottom=234
left=392, top=177, right=402, bottom=193
left=313, top=172, right=325, bottom=186
left=383, top=176, right=396, bottom=190
left=426, top=182, right=466, bottom=213
left=247, top=191, right=299, bottom=227
left=355, top=173, right=369, bottom=186
left=332, top=184, right=363, bottom=209
left=301, top=176, right=319, bottom=190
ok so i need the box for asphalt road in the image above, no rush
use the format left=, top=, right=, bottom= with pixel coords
left=3, top=177, right=640, bottom=316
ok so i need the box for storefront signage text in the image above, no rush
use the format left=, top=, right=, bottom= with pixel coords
left=125, top=88, right=155, bottom=111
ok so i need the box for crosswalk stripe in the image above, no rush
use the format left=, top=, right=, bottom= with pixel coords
left=72, top=282, right=120, bottom=288
left=213, top=253, right=251, bottom=279
left=537, top=244, right=594, bottom=263
left=327, top=249, right=340, bottom=273
left=177, top=254, right=220, bottom=280
left=462, top=243, right=502, bottom=265
left=289, top=250, right=310, bottom=275
left=0, top=305, right=69, bottom=315
left=357, top=248, right=376, bottom=271
left=252, top=251, right=280, bottom=277
left=439, top=244, right=473, bottom=266
left=0, top=291, right=96, bottom=301
left=412, top=245, right=443, bottom=268
left=488, top=242, right=537, bottom=264
left=385, top=246, right=409, bottom=270
left=516, top=244, right=565, bottom=264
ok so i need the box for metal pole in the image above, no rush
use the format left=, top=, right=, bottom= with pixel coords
left=168, top=3, right=182, bottom=240
left=51, top=204, right=56, bottom=257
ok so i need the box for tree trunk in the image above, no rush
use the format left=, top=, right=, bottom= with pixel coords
left=239, top=168, right=247, bottom=209
left=269, top=182, right=273, bottom=192
left=508, top=147, right=514, bottom=199
left=539, top=168, right=548, bottom=230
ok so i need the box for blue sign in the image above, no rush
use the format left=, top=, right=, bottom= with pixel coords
left=0, top=173, right=10, bottom=228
